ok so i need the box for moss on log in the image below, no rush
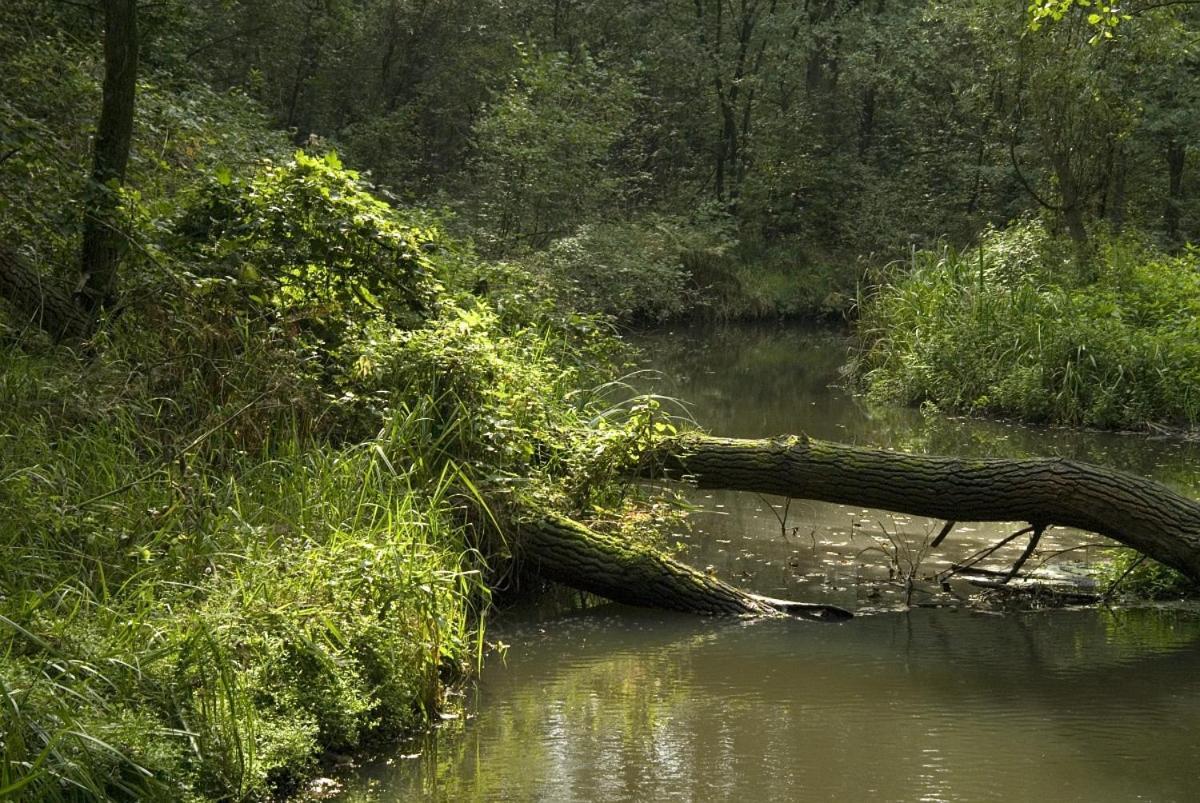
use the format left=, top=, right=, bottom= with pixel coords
left=518, top=514, right=851, bottom=621
left=650, top=434, right=1200, bottom=582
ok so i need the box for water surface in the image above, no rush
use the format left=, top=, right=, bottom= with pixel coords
left=356, top=606, right=1200, bottom=802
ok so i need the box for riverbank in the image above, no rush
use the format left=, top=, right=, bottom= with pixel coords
left=325, top=321, right=1200, bottom=800
left=0, top=152, right=657, bottom=800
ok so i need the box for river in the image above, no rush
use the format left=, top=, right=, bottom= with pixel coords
left=342, top=323, right=1200, bottom=802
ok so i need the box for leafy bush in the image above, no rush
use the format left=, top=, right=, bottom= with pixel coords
left=178, top=151, right=442, bottom=330
left=855, top=223, right=1200, bottom=428
left=526, top=216, right=735, bottom=322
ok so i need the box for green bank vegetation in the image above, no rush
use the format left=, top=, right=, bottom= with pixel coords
left=855, top=223, right=1200, bottom=430
left=0, top=139, right=700, bottom=795
left=0, top=147, right=662, bottom=797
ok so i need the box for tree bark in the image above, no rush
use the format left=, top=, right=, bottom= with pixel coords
left=648, top=434, right=1200, bottom=582
left=78, top=0, right=139, bottom=312
left=517, top=514, right=852, bottom=621
left=0, top=246, right=92, bottom=341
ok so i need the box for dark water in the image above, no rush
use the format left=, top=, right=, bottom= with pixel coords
left=344, top=323, right=1200, bottom=802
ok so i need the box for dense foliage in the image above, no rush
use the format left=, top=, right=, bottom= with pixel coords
left=166, top=0, right=1197, bottom=286
left=856, top=224, right=1200, bottom=429
left=0, top=143, right=660, bottom=797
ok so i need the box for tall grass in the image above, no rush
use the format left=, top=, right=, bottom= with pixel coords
left=0, top=342, right=490, bottom=801
left=0, top=275, right=644, bottom=800
left=854, top=224, right=1200, bottom=429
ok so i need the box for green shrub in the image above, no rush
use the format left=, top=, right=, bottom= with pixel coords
left=1099, top=549, right=1199, bottom=600
left=177, top=151, right=442, bottom=331
left=855, top=223, right=1200, bottom=429
left=527, top=217, right=716, bottom=322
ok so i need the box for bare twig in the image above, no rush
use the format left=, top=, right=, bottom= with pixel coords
left=930, top=519, right=955, bottom=548
left=1002, top=524, right=1046, bottom=583
left=939, top=525, right=1035, bottom=582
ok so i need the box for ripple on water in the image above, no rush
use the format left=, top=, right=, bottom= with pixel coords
left=347, top=605, right=1200, bottom=802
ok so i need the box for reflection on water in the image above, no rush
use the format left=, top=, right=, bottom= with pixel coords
left=354, top=605, right=1200, bottom=802
left=344, top=324, right=1200, bottom=802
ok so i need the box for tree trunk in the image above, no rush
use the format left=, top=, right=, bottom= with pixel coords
left=648, top=435, right=1200, bottom=582
left=1166, top=139, right=1186, bottom=245
left=1047, top=146, right=1093, bottom=255
left=1109, top=145, right=1126, bottom=235
left=517, top=514, right=852, bottom=621
left=78, top=0, right=139, bottom=313
left=516, top=433, right=1200, bottom=618
left=0, top=246, right=92, bottom=341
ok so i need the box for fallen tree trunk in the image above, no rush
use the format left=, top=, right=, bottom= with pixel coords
left=649, top=434, right=1200, bottom=582
left=514, top=432, right=1200, bottom=619
left=0, top=245, right=92, bottom=340
left=517, top=514, right=852, bottom=621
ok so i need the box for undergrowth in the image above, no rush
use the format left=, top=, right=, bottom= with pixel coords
left=0, top=145, right=650, bottom=800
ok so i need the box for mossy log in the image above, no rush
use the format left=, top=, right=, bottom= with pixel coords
left=649, top=434, right=1200, bottom=582
left=517, top=514, right=852, bottom=621
left=0, top=245, right=92, bottom=341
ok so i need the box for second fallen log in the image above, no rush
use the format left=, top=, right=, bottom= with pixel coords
left=516, top=514, right=852, bottom=621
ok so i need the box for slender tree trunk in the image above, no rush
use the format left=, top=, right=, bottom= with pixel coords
left=1051, top=151, right=1089, bottom=249
left=966, top=134, right=985, bottom=215
left=1166, top=139, right=1186, bottom=245
left=1109, top=146, right=1126, bottom=234
left=858, top=85, right=876, bottom=158
left=78, top=0, right=139, bottom=314
left=648, top=435, right=1200, bottom=582
left=285, top=4, right=322, bottom=132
